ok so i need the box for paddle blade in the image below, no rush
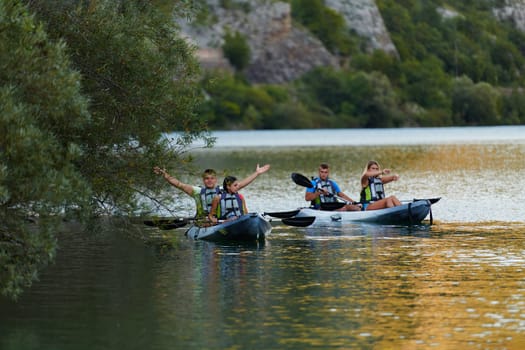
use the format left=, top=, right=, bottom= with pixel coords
left=428, top=197, right=441, bottom=204
left=264, top=209, right=300, bottom=219
left=320, top=202, right=346, bottom=211
left=291, top=173, right=314, bottom=188
left=144, top=218, right=189, bottom=230
left=282, top=216, right=315, bottom=227
left=413, top=197, right=441, bottom=204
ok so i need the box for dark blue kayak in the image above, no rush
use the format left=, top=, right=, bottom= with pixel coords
left=185, top=213, right=271, bottom=242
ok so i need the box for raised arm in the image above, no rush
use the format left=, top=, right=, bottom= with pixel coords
left=361, top=168, right=382, bottom=187
left=380, top=169, right=400, bottom=184
left=153, top=166, right=194, bottom=196
left=237, top=164, right=270, bottom=190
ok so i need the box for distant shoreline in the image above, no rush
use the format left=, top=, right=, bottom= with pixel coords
left=168, top=125, right=525, bottom=148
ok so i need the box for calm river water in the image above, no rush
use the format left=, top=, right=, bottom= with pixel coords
left=1, top=126, right=525, bottom=350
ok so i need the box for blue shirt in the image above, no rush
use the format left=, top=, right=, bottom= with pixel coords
left=305, top=178, right=342, bottom=194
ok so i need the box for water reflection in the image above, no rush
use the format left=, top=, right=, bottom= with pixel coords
left=2, top=129, right=525, bottom=350
left=299, top=223, right=434, bottom=240
left=1, top=220, right=525, bottom=349
left=265, top=225, right=525, bottom=349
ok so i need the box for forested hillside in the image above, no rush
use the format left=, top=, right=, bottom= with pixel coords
left=189, top=0, right=525, bottom=129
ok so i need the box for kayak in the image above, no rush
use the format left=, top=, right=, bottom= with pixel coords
left=185, top=213, right=271, bottom=242
left=286, top=172, right=440, bottom=226
left=293, top=198, right=439, bottom=226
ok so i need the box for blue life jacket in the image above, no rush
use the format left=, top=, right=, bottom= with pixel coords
left=218, top=192, right=245, bottom=219
left=311, top=177, right=338, bottom=208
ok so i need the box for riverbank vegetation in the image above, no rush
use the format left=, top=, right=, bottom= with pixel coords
left=0, top=0, right=211, bottom=299
left=200, top=0, right=525, bottom=129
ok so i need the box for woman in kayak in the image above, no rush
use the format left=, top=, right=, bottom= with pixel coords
left=208, top=175, right=248, bottom=223
left=360, top=160, right=401, bottom=210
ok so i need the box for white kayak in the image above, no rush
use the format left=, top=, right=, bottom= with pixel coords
left=293, top=198, right=440, bottom=226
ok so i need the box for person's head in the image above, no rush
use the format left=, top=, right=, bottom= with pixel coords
left=202, top=169, right=218, bottom=189
left=223, top=175, right=239, bottom=194
left=318, top=163, right=330, bottom=180
left=365, top=160, right=381, bottom=174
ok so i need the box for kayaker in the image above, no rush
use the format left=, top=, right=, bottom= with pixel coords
left=360, top=160, right=401, bottom=210
left=208, top=175, right=248, bottom=223
left=305, top=163, right=361, bottom=211
left=154, top=164, right=269, bottom=220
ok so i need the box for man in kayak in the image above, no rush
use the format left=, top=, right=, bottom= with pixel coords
left=154, top=164, right=270, bottom=220
left=360, top=160, right=401, bottom=210
left=305, top=163, right=361, bottom=211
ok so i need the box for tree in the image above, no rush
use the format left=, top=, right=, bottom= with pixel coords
left=291, top=0, right=354, bottom=55
left=500, top=88, right=525, bottom=124
left=1, top=0, right=91, bottom=299
left=400, top=57, right=452, bottom=110
left=345, top=71, right=402, bottom=128
left=0, top=0, right=209, bottom=299
left=452, top=76, right=501, bottom=125
left=25, top=0, right=211, bottom=215
left=222, top=30, right=251, bottom=71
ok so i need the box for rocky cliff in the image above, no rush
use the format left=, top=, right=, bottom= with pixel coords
left=179, top=0, right=392, bottom=84
left=179, top=0, right=525, bottom=84
left=324, top=0, right=397, bottom=55
left=493, top=0, right=525, bottom=32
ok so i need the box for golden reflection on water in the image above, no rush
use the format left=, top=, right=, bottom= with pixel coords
left=402, top=234, right=525, bottom=349
left=254, top=226, right=525, bottom=349
left=169, top=140, right=525, bottom=349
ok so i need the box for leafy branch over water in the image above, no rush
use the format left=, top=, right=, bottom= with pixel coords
left=0, top=0, right=210, bottom=299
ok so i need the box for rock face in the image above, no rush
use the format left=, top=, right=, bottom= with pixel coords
left=242, top=2, right=339, bottom=84
left=493, top=0, right=525, bottom=32
left=180, top=0, right=525, bottom=84
left=324, top=0, right=397, bottom=55
left=179, top=0, right=392, bottom=84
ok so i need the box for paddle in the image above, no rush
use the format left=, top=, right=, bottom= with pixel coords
left=400, top=197, right=441, bottom=205
left=143, top=217, right=190, bottom=230
left=281, top=216, right=315, bottom=227
left=417, top=197, right=441, bottom=204
left=291, top=172, right=314, bottom=188
left=264, top=209, right=300, bottom=219
left=319, top=202, right=346, bottom=210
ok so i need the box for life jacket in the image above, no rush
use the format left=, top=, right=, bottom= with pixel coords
left=197, top=186, right=222, bottom=216
left=218, top=192, right=245, bottom=219
left=311, top=177, right=338, bottom=208
left=360, top=176, right=385, bottom=203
